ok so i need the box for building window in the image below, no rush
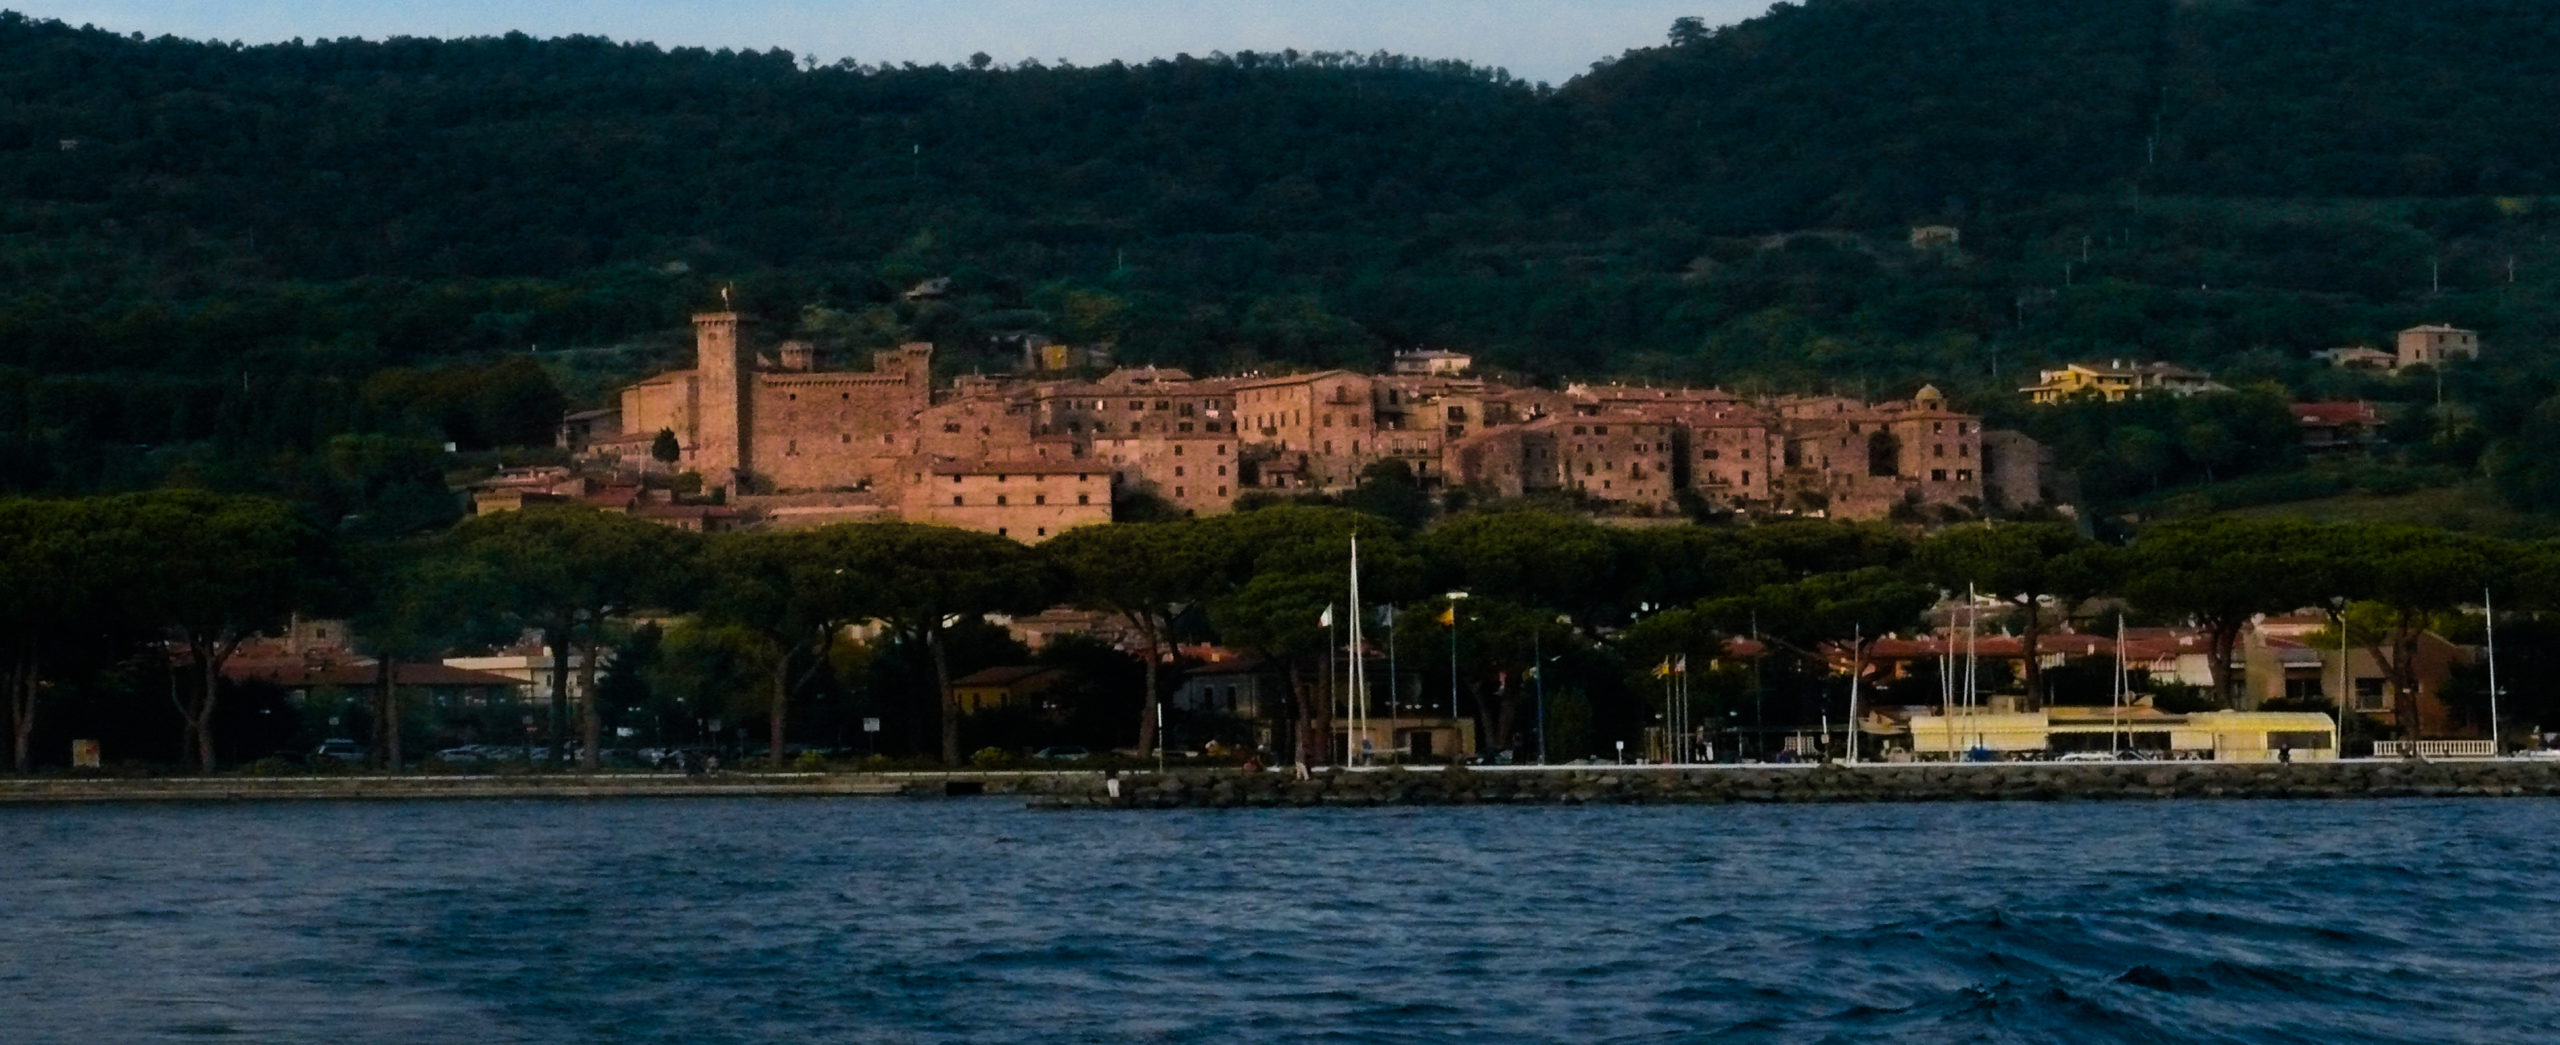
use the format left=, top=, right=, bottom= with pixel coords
left=1078, top=494, right=1091, bottom=505
left=1930, top=469, right=1947, bottom=482
left=1217, top=444, right=1228, bottom=455
left=1956, top=470, right=1973, bottom=481
left=841, top=434, right=851, bottom=443
left=1035, top=494, right=1047, bottom=505
left=2353, top=678, right=2387, bottom=711
left=1037, top=527, right=1047, bottom=537
left=996, top=494, right=1008, bottom=506
left=1742, top=470, right=1750, bottom=484
left=1175, top=487, right=1185, bottom=498
left=1175, top=466, right=1186, bottom=477
left=1217, top=486, right=1227, bottom=496
left=1217, top=465, right=1227, bottom=476
left=1703, top=449, right=1720, bottom=460
left=1934, top=444, right=1946, bottom=457
left=952, top=495, right=964, bottom=506
left=998, top=528, right=1008, bottom=537
left=1174, top=445, right=1185, bottom=457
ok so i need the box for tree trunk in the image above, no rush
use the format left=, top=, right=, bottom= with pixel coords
left=196, top=647, right=221, bottom=773
left=1134, top=622, right=1161, bottom=758
left=374, top=656, right=404, bottom=772
left=769, top=657, right=789, bottom=765
left=2365, top=613, right=2430, bottom=741
left=8, top=644, right=35, bottom=774
left=1315, top=656, right=1335, bottom=766
left=577, top=640, right=602, bottom=771
left=932, top=626, right=959, bottom=765
left=1279, top=660, right=1303, bottom=765
left=2207, top=619, right=2243, bottom=707
left=2019, top=598, right=2045, bottom=710
left=1490, top=678, right=1517, bottom=758
left=546, top=627, right=573, bottom=764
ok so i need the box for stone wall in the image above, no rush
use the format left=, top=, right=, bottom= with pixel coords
left=1028, top=760, right=2560, bottom=809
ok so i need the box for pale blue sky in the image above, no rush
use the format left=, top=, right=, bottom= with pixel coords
left=22, top=1, right=1774, bottom=85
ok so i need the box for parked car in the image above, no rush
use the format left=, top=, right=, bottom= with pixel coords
left=2055, top=751, right=2117, bottom=763
left=311, top=738, right=369, bottom=764
left=433, top=745, right=493, bottom=766
left=1033, top=745, right=1092, bottom=762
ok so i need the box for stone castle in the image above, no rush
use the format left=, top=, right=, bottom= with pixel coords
left=569, top=311, right=2046, bottom=540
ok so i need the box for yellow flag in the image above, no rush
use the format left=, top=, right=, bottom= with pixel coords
left=1437, top=605, right=1456, bottom=626
left=1652, top=657, right=1672, bottom=678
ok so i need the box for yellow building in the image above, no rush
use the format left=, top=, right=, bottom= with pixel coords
left=2020, top=361, right=2227, bottom=404
left=1905, top=708, right=2337, bottom=761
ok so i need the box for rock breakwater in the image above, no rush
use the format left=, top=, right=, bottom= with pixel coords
left=1025, top=760, right=2560, bottom=809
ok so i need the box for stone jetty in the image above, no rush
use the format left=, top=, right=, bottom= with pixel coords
left=1025, top=760, right=2560, bottom=809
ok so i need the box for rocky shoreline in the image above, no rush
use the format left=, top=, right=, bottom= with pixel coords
left=11, top=760, right=2560, bottom=806
left=1026, top=760, right=2560, bottom=809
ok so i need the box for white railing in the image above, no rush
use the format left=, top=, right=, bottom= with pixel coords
left=2369, top=740, right=2496, bottom=759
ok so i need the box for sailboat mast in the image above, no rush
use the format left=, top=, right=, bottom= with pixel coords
left=2112, top=616, right=2124, bottom=758
left=1348, top=533, right=1365, bottom=766
left=2486, top=586, right=2501, bottom=757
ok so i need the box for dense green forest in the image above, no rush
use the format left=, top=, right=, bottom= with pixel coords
left=11, top=1, right=2560, bottom=509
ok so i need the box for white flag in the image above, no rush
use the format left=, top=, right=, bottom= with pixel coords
left=1318, top=604, right=1335, bottom=627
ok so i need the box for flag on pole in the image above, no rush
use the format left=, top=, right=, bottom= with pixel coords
left=1377, top=605, right=1395, bottom=628
left=1653, top=657, right=1673, bottom=678
left=1319, top=604, right=1334, bottom=627
left=1437, top=605, right=1456, bottom=626
left=1674, top=655, right=1689, bottom=675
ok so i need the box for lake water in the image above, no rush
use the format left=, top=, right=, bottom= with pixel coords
left=4, top=797, right=2557, bottom=1043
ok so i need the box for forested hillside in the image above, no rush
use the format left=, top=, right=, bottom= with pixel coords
left=9, top=0, right=2560, bottom=502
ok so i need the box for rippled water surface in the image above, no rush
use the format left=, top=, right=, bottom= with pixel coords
left=6, top=797, right=2560, bottom=1043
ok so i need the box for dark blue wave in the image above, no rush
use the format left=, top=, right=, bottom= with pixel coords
left=4, top=798, right=2559, bottom=1043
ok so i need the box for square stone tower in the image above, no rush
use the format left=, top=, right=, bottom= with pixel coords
left=693, top=311, right=752, bottom=490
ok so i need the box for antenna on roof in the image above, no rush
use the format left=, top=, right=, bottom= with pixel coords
left=721, top=284, right=734, bottom=309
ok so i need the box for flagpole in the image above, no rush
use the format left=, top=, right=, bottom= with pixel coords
left=1348, top=534, right=1363, bottom=766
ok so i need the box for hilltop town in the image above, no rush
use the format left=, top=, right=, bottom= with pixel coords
left=529, top=310, right=2050, bottom=540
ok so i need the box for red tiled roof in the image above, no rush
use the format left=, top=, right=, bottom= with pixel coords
left=2293, top=402, right=2379, bottom=426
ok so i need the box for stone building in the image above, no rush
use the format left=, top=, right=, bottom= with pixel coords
left=588, top=309, right=2042, bottom=533
left=618, top=311, right=932, bottom=495
left=2395, top=324, right=2480, bottom=369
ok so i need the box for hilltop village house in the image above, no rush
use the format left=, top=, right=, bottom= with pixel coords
left=569, top=311, right=2048, bottom=541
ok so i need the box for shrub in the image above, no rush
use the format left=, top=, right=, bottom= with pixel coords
left=793, top=750, right=829, bottom=772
